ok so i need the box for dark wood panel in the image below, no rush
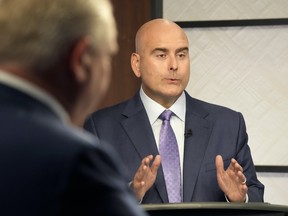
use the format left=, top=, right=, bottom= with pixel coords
left=96, top=0, right=153, bottom=111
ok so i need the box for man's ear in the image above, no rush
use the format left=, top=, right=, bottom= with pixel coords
left=69, top=37, right=94, bottom=83
left=131, top=53, right=141, bottom=78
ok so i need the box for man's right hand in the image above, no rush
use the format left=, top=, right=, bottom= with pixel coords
left=131, top=155, right=161, bottom=201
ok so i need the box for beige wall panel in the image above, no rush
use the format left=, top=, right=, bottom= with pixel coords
left=163, top=0, right=288, bottom=21
left=185, top=26, right=288, bottom=166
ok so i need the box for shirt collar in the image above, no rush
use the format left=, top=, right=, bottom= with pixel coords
left=140, top=86, right=186, bottom=124
left=0, top=70, right=69, bottom=123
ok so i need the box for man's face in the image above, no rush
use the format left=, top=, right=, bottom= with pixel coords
left=133, top=22, right=190, bottom=108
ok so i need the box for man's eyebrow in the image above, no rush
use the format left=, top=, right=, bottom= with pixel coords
left=151, top=47, right=189, bottom=54
left=151, top=48, right=168, bottom=53
left=176, top=47, right=189, bottom=53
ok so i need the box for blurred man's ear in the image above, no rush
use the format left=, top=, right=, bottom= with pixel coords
left=69, top=37, right=94, bottom=83
left=130, top=53, right=141, bottom=78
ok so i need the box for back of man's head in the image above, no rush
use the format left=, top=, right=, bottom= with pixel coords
left=0, top=0, right=118, bottom=125
left=0, top=0, right=117, bottom=73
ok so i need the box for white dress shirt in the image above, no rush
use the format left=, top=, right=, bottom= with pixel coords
left=139, top=87, right=186, bottom=197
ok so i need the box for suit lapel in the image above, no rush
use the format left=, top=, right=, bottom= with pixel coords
left=120, top=93, right=168, bottom=202
left=183, top=93, right=213, bottom=202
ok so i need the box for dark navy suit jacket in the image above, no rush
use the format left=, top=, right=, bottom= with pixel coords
left=0, top=83, right=147, bottom=216
left=84, top=91, right=264, bottom=204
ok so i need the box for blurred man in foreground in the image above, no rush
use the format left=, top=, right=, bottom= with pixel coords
left=0, top=0, right=147, bottom=215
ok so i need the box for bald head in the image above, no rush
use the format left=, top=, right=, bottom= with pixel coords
left=135, top=19, right=188, bottom=54
left=131, top=18, right=190, bottom=108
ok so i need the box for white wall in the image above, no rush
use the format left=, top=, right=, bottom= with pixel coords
left=257, top=173, right=288, bottom=205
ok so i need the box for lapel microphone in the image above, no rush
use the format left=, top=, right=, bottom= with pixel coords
left=184, top=129, right=193, bottom=137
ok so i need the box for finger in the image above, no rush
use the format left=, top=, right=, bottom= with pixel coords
left=135, top=156, right=152, bottom=180
left=241, top=184, right=248, bottom=193
left=215, top=155, right=225, bottom=174
left=226, top=158, right=237, bottom=172
left=231, top=158, right=237, bottom=164
left=231, top=158, right=243, bottom=172
left=142, top=155, right=153, bottom=166
left=240, top=182, right=248, bottom=196
left=150, top=155, right=161, bottom=174
left=237, top=171, right=247, bottom=185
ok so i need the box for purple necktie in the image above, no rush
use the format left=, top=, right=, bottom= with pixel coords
left=159, top=110, right=181, bottom=203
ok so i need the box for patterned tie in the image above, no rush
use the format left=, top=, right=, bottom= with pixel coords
left=159, top=110, right=181, bottom=203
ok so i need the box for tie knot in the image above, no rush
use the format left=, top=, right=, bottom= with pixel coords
left=159, top=110, right=173, bottom=121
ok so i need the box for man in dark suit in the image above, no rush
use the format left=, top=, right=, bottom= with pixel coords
left=0, top=0, right=147, bottom=215
left=84, top=18, right=264, bottom=204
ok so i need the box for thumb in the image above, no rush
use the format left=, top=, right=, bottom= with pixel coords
left=151, top=155, right=161, bottom=174
left=215, top=155, right=224, bottom=174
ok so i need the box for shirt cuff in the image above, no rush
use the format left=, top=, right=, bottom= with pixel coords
left=129, top=181, right=143, bottom=204
left=225, top=194, right=248, bottom=203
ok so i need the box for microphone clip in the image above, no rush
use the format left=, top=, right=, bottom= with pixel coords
left=184, top=129, right=193, bottom=137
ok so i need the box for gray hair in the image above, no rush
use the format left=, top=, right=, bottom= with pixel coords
left=0, top=0, right=117, bottom=72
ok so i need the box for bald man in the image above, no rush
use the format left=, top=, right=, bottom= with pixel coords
left=84, top=19, right=264, bottom=204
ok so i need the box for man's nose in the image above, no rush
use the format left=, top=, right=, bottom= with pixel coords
left=169, top=56, right=178, bottom=72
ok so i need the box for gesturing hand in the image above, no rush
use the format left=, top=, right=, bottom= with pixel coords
left=131, top=155, right=161, bottom=201
left=215, top=155, right=248, bottom=202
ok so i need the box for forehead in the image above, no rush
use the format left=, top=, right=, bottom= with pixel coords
left=141, top=25, right=188, bottom=51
